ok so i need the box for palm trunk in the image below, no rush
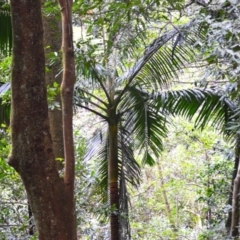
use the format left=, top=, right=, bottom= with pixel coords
left=108, top=111, right=119, bottom=240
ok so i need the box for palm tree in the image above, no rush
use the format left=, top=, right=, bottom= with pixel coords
left=1, top=1, right=237, bottom=237
left=74, top=19, right=235, bottom=239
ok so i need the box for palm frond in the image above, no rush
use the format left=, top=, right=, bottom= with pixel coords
left=119, top=86, right=168, bottom=166
left=84, top=121, right=141, bottom=205
left=118, top=121, right=141, bottom=240
left=127, top=86, right=235, bottom=136
left=155, top=88, right=235, bottom=133
left=84, top=127, right=109, bottom=203
left=118, top=124, right=141, bottom=188
left=116, top=20, right=204, bottom=100
left=118, top=86, right=235, bottom=169
left=74, top=85, right=109, bottom=120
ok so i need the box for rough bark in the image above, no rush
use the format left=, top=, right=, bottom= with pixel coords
left=42, top=2, right=64, bottom=170
left=108, top=114, right=119, bottom=240
left=9, top=1, right=76, bottom=239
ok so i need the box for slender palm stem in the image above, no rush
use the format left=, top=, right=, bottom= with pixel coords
left=108, top=108, right=119, bottom=240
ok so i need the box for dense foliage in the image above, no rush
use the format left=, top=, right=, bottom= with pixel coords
left=0, top=0, right=240, bottom=239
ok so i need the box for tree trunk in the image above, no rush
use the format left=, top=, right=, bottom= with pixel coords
left=9, top=1, right=77, bottom=239
left=230, top=141, right=240, bottom=237
left=108, top=111, right=119, bottom=240
left=42, top=2, right=64, bottom=170
left=226, top=144, right=239, bottom=233
left=58, top=0, right=77, bottom=238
